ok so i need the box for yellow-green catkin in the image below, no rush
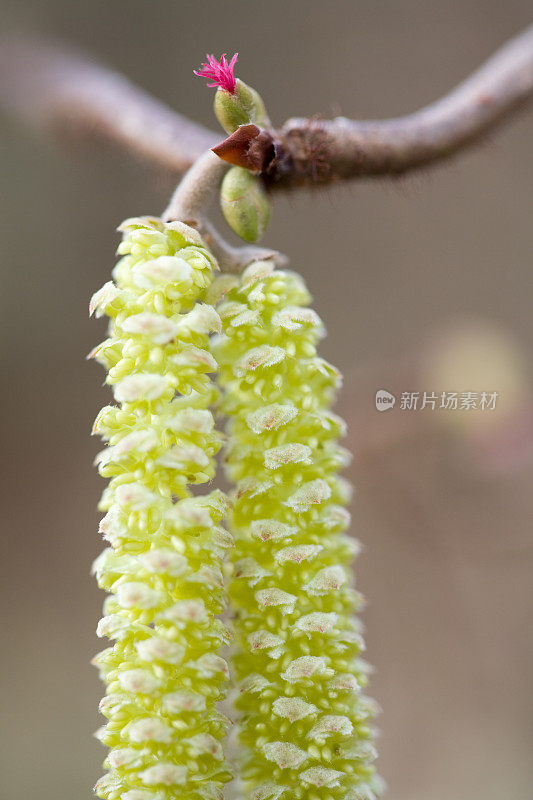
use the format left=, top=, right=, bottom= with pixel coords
left=90, top=217, right=233, bottom=800
left=211, top=260, right=383, bottom=800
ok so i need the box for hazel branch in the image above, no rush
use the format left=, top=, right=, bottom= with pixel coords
left=1, top=25, right=532, bottom=187
left=0, top=39, right=219, bottom=174
left=162, top=149, right=228, bottom=223
left=271, top=23, right=533, bottom=186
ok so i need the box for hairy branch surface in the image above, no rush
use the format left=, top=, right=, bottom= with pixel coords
left=1, top=26, right=532, bottom=188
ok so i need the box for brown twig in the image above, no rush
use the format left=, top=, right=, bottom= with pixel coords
left=1, top=26, right=533, bottom=187
left=273, top=23, right=533, bottom=186
left=0, top=39, right=219, bottom=174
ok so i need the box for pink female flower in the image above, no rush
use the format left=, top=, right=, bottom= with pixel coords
left=194, top=53, right=238, bottom=94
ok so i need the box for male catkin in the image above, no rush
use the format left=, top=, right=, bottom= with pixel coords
left=90, top=217, right=232, bottom=800
left=211, top=260, right=382, bottom=800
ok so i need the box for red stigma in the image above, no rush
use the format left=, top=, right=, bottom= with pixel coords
left=194, top=52, right=238, bottom=94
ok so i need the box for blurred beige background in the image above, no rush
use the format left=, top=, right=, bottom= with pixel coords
left=1, top=2, right=532, bottom=799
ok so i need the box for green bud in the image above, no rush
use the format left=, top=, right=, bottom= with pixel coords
left=220, top=166, right=271, bottom=243
left=214, top=79, right=270, bottom=134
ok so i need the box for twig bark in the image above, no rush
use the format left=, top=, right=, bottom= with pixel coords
left=0, top=39, right=218, bottom=174
left=162, top=150, right=228, bottom=223
left=1, top=26, right=532, bottom=188
left=273, top=23, right=533, bottom=186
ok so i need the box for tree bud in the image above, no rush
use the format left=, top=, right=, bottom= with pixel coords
left=214, top=79, right=270, bottom=134
left=220, top=166, right=271, bottom=242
